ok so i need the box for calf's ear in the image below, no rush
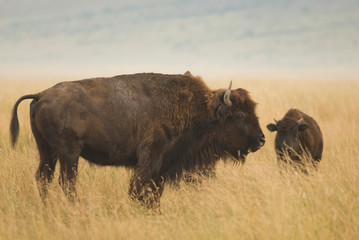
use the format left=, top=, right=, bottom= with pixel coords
left=298, top=123, right=309, bottom=132
left=266, top=123, right=277, bottom=132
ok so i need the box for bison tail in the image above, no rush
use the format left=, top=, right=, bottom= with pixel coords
left=10, top=94, right=40, bottom=148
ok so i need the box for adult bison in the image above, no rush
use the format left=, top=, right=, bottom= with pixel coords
left=266, top=109, right=323, bottom=170
left=10, top=72, right=265, bottom=209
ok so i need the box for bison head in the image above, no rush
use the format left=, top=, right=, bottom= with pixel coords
left=267, top=118, right=309, bottom=160
left=210, top=82, right=265, bottom=162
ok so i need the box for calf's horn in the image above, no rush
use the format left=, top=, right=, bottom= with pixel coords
left=297, top=118, right=303, bottom=124
left=273, top=118, right=279, bottom=124
left=223, top=81, right=232, bottom=106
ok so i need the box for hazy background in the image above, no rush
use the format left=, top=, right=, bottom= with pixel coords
left=1, top=0, right=359, bottom=81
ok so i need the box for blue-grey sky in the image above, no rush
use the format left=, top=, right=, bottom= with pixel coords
left=1, top=0, right=358, bottom=80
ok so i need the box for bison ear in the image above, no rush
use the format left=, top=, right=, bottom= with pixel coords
left=238, top=92, right=246, bottom=104
left=266, top=123, right=277, bottom=132
left=216, top=104, right=231, bottom=123
left=298, top=123, right=309, bottom=132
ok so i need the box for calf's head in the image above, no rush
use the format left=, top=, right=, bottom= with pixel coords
left=210, top=82, right=265, bottom=162
left=267, top=118, right=309, bottom=159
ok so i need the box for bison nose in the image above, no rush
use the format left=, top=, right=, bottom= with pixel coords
left=259, top=134, right=265, bottom=146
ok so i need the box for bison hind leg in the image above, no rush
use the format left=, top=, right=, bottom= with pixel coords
left=57, top=147, right=81, bottom=202
left=35, top=146, right=58, bottom=201
left=31, top=119, right=58, bottom=201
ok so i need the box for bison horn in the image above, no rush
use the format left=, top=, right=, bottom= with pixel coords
left=273, top=118, right=279, bottom=124
left=223, top=81, right=232, bottom=106
left=297, top=118, right=303, bottom=124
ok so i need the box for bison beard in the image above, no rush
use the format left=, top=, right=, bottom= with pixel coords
left=10, top=72, right=265, bottom=210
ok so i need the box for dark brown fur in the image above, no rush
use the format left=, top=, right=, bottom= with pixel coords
left=10, top=73, right=265, bottom=209
left=267, top=109, right=323, bottom=169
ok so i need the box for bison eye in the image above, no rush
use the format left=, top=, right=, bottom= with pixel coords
left=233, top=111, right=246, bottom=120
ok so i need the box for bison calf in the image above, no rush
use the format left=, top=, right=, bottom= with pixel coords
left=10, top=72, right=265, bottom=210
left=266, top=109, right=323, bottom=170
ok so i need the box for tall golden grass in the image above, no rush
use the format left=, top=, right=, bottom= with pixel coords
left=0, top=78, right=358, bottom=240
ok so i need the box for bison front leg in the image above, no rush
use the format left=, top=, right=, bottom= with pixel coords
left=129, top=129, right=167, bottom=211
left=129, top=173, right=164, bottom=212
left=183, top=164, right=216, bottom=184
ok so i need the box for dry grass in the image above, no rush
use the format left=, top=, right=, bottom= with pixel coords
left=0, top=78, right=358, bottom=240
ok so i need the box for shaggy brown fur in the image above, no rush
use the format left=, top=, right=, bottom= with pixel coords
left=10, top=72, right=265, bottom=209
left=267, top=109, right=323, bottom=169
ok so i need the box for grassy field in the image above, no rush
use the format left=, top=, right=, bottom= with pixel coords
left=0, top=78, right=358, bottom=240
